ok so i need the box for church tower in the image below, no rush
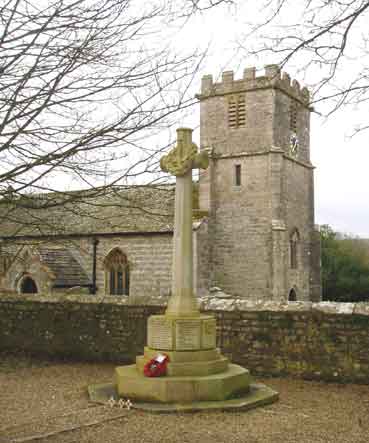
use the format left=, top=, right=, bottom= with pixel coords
left=197, top=65, right=321, bottom=301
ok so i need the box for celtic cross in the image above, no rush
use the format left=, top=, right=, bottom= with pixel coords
left=160, top=128, right=209, bottom=316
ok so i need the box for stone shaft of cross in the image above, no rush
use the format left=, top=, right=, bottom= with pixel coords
left=160, top=128, right=209, bottom=317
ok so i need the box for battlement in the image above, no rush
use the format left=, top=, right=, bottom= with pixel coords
left=199, top=65, right=310, bottom=105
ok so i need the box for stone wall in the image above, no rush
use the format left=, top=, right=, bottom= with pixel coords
left=1, top=229, right=209, bottom=298
left=90, top=235, right=173, bottom=297
left=2, top=235, right=174, bottom=298
left=199, top=88, right=274, bottom=156
left=283, top=157, right=316, bottom=300
left=0, top=293, right=368, bottom=383
left=193, top=220, right=210, bottom=296
left=0, top=293, right=164, bottom=363
left=208, top=154, right=272, bottom=297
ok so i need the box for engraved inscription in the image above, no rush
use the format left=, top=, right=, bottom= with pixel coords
left=148, top=317, right=173, bottom=350
left=175, top=320, right=201, bottom=350
left=202, top=318, right=217, bottom=349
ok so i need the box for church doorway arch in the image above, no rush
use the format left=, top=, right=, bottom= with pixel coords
left=20, top=276, right=38, bottom=294
left=288, top=288, right=297, bottom=301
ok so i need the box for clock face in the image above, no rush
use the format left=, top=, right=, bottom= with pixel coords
left=289, top=132, right=299, bottom=157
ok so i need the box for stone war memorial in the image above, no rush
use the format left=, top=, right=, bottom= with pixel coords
left=89, top=128, right=278, bottom=411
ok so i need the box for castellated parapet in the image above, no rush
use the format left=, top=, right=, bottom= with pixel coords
left=199, top=64, right=310, bottom=106
left=198, top=63, right=320, bottom=302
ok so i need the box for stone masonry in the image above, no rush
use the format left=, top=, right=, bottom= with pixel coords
left=0, top=293, right=367, bottom=383
left=197, top=65, right=321, bottom=301
left=1, top=228, right=210, bottom=298
left=0, top=65, right=321, bottom=302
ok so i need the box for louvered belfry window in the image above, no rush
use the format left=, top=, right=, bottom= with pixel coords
left=290, top=99, right=298, bottom=133
left=104, top=248, right=129, bottom=295
left=228, top=94, right=246, bottom=129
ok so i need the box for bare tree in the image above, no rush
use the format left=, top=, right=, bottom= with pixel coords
left=230, top=1, right=369, bottom=133
left=0, top=0, right=210, bottom=206
left=0, top=0, right=217, bottom=281
left=3, top=0, right=366, bottom=211
left=188, top=1, right=369, bottom=133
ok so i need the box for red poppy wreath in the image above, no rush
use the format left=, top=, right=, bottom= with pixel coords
left=143, top=354, right=169, bottom=377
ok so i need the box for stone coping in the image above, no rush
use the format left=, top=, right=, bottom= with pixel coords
left=205, top=299, right=369, bottom=315
left=0, top=292, right=368, bottom=316
left=0, top=292, right=169, bottom=306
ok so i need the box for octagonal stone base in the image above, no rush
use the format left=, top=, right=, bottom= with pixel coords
left=89, top=311, right=278, bottom=411
left=88, top=381, right=279, bottom=413
left=115, top=363, right=251, bottom=403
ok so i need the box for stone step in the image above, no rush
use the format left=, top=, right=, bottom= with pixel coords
left=115, top=363, right=251, bottom=403
left=136, top=354, right=229, bottom=376
left=143, top=346, right=221, bottom=363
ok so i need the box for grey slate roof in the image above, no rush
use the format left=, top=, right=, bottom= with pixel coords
left=38, top=247, right=92, bottom=287
left=0, top=185, right=176, bottom=238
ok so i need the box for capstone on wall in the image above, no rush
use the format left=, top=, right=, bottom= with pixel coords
left=0, top=294, right=367, bottom=383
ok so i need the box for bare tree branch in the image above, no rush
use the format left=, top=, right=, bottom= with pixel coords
left=232, top=0, right=369, bottom=132
left=0, top=1, right=210, bottom=202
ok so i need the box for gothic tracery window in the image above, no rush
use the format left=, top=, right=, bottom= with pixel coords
left=104, top=248, right=129, bottom=296
left=290, top=229, right=299, bottom=269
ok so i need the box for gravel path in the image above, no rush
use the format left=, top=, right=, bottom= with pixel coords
left=0, top=352, right=368, bottom=443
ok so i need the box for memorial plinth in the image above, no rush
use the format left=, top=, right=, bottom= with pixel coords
left=116, top=309, right=251, bottom=402
left=90, top=128, right=278, bottom=411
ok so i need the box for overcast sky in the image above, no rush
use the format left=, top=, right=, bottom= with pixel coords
left=173, top=3, right=369, bottom=238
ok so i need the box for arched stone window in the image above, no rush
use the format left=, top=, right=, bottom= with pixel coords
left=290, top=229, right=300, bottom=269
left=20, top=276, right=38, bottom=294
left=288, top=288, right=297, bottom=301
left=104, top=248, right=129, bottom=296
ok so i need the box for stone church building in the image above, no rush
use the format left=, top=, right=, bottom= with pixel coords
left=0, top=65, right=321, bottom=302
